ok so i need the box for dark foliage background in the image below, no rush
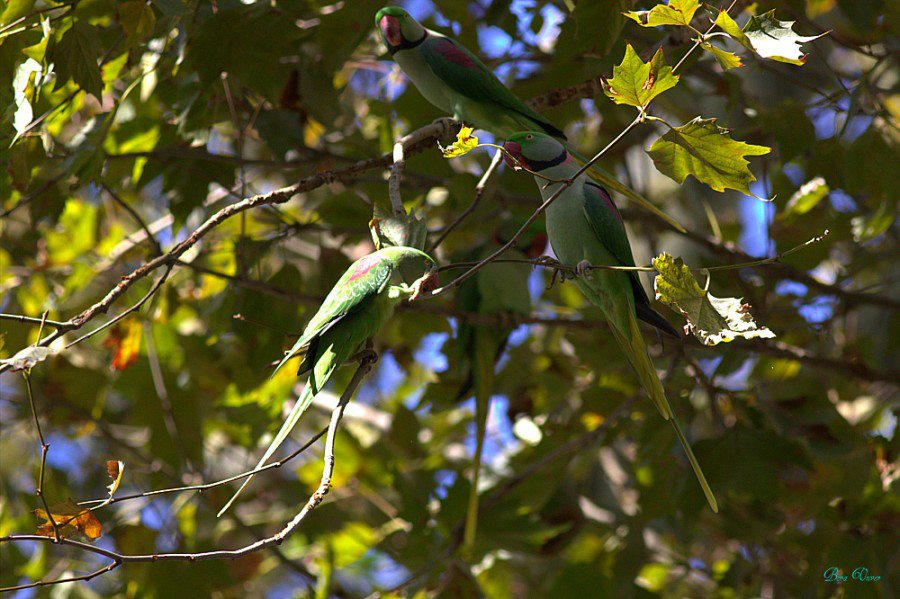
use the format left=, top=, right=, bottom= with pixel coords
left=1, top=0, right=897, bottom=596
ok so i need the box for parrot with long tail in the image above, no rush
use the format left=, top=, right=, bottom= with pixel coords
left=455, top=226, right=546, bottom=550
left=502, top=131, right=718, bottom=513
left=218, top=246, right=439, bottom=516
left=374, top=6, right=684, bottom=232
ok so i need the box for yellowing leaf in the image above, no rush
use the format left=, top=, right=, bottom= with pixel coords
left=603, top=45, right=679, bottom=108
left=34, top=499, right=102, bottom=541
left=652, top=253, right=776, bottom=346
left=104, top=319, right=143, bottom=371
left=701, top=41, right=743, bottom=70
left=625, top=0, right=700, bottom=27
left=646, top=117, right=771, bottom=195
left=106, top=460, right=125, bottom=499
left=441, top=126, right=479, bottom=158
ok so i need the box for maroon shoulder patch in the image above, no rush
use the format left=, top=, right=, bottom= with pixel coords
left=347, top=254, right=383, bottom=282
left=589, top=184, right=623, bottom=224
left=434, top=38, right=476, bottom=68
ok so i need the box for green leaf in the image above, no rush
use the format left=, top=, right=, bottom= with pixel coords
left=700, top=41, right=743, bottom=70
left=624, top=0, right=700, bottom=27
left=783, top=177, right=829, bottom=217
left=602, top=45, right=679, bottom=108
left=369, top=205, right=427, bottom=250
left=652, top=252, right=776, bottom=346
left=851, top=197, right=895, bottom=242
left=714, top=9, right=750, bottom=48
left=646, top=117, right=771, bottom=195
left=118, top=1, right=157, bottom=46
left=740, top=10, right=825, bottom=65
left=52, top=21, right=103, bottom=99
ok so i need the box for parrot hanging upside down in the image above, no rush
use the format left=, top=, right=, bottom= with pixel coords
left=374, top=6, right=686, bottom=232
left=218, top=246, right=439, bottom=517
left=503, top=131, right=719, bottom=513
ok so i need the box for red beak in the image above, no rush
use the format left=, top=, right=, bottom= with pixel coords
left=380, top=15, right=402, bottom=46
left=503, top=141, right=525, bottom=169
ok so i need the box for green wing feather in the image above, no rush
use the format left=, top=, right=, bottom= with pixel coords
left=219, top=255, right=396, bottom=517
left=271, top=256, right=394, bottom=380
left=421, top=35, right=564, bottom=138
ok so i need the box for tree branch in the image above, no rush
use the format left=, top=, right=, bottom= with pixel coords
left=0, top=354, right=378, bottom=592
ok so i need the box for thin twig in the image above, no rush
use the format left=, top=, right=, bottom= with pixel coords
left=78, top=426, right=329, bottom=508
left=0, top=356, right=377, bottom=592
left=63, top=264, right=174, bottom=349
left=23, top=372, right=60, bottom=542
left=102, top=184, right=163, bottom=256
left=429, top=147, right=503, bottom=252
left=424, top=116, right=644, bottom=298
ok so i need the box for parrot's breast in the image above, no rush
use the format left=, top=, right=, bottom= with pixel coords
left=394, top=45, right=457, bottom=116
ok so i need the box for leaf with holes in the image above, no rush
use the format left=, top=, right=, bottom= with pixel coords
left=647, top=117, right=771, bottom=195
left=440, top=126, right=479, bottom=158
left=34, top=499, right=103, bottom=541
left=652, top=253, right=776, bottom=346
left=603, top=45, right=679, bottom=108
left=624, top=0, right=700, bottom=27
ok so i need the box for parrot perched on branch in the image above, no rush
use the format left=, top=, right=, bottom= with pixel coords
left=218, top=246, right=439, bottom=516
left=455, top=226, right=546, bottom=550
left=374, top=6, right=685, bottom=232
left=503, top=131, right=718, bottom=513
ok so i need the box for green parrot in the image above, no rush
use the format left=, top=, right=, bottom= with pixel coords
left=374, top=6, right=685, bottom=232
left=455, top=227, right=546, bottom=550
left=503, top=131, right=718, bottom=513
left=218, top=246, right=439, bottom=516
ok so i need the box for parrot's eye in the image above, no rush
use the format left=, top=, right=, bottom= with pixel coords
left=526, top=134, right=533, bottom=140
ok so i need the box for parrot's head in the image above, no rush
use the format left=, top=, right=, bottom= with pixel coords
left=376, top=7, right=426, bottom=51
left=503, top=131, right=570, bottom=173
left=386, top=246, right=440, bottom=299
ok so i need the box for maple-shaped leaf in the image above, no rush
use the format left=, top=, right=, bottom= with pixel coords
left=646, top=117, right=771, bottom=195
left=51, top=21, right=103, bottom=99
left=624, top=0, right=700, bottom=27
left=104, top=320, right=143, bottom=371
left=369, top=205, right=427, bottom=251
left=34, top=499, right=102, bottom=541
left=652, top=253, right=776, bottom=346
left=716, top=9, right=824, bottom=66
left=701, top=41, right=743, bottom=70
left=440, top=126, right=479, bottom=158
left=603, top=45, right=679, bottom=108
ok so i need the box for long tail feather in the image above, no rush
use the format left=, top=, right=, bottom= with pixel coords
left=568, top=147, right=687, bottom=234
left=608, top=307, right=718, bottom=513
left=217, top=378, right=319, bottom=517
left=463, top=330, right=497, bottom=552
